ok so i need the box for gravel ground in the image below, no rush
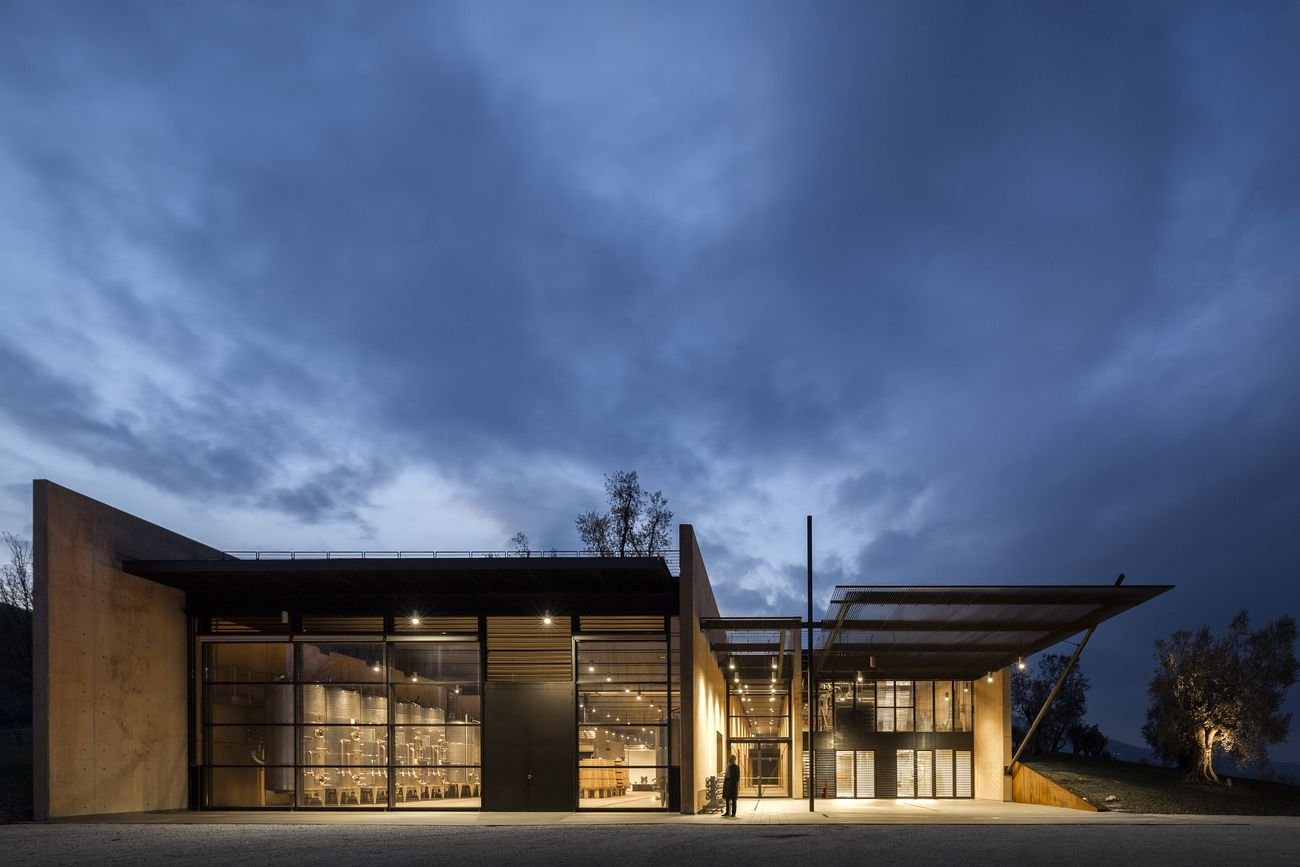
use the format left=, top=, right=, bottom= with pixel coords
left=3, top=821, right=1300, bottom=866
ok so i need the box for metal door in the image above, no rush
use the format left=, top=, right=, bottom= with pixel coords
left=482, top=682, right=576, bottom=810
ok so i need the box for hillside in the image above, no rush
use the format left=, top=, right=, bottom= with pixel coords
left=1026, top=754, right=1300, bottom=815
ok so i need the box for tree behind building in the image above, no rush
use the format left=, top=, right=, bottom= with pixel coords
left=575, top=471, right=674, bottom=556
left=1011, top=653, right=1091, bottom=754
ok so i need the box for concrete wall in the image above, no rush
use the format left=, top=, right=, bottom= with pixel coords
left=677, top=524, right=727, bottom=813
left=973, top=666, right=1012, bottom=801
left=32, top=480, right=227, bottom=818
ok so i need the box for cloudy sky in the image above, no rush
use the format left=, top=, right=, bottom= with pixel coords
left=2, top=1, right=1298, bottom=759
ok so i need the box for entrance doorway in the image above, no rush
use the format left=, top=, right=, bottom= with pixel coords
left=482, top=683, right=576, bottom=810
left=731, top=741, right=789, bottom=797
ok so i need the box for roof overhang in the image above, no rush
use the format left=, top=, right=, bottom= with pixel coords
left=699, top=616, right=804, bottom=682
left=122, top=556, right=678, bottom=616
left=814, top=584, right=1173, bottom=680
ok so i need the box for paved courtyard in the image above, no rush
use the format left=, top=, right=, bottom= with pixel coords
left=3, top=801, right=1299, bottom=865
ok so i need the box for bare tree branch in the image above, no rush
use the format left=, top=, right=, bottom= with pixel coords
left=0, top=532, right=34, bottom=694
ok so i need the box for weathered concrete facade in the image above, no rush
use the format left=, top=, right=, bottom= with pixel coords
left=32, top=481, right=227, bottom=818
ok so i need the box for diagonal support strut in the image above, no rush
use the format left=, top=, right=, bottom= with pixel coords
left=1007, top=573, right=1125, bottom=775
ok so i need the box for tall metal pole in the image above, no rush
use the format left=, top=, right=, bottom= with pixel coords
left=807, top=515, right=815, bottom=813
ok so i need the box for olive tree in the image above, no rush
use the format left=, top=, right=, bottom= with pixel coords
left=1142, top=611, right=1298, bottom=784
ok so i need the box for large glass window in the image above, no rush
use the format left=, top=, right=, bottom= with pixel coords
left=956, top=682, right=973, bottom=732
left=876, top=680, right=914, bottom=731
left=956, top=750, right=973, bottom=797
left=835, top=750, right=853, bottom=797
left=855, top=680, right=876, bottom=730
left=896, top=749, right=915, bottom=797
left=855, top=751, right=875, bottom=798
left=577, top=639, right=669, bottom=809
left=202, top=636, right=482, bottom=809
left=935, top=681, right=954, bottom=732
left=916, top=749, right=934, bottom=797
left=915, top=681, right=934, bottom=732
left=389, top=642, right=481, bottom=808
left=936, top=749, right=954, bottom=797
left=203, top=642, right=294, bottom=808
left=298, top=642, right=388, bottom=808
left=734, top=741, right=788, bottom=797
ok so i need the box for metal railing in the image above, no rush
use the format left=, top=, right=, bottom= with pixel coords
left=224, top=548, right=681, bottom=575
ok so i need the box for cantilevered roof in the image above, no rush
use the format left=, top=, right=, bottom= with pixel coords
left=814, top=583, right=1173, bottom=680
left=122, top=556, right=678, bottom=616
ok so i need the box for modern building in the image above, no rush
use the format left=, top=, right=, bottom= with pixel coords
left=31, top=480, right=1170, bottom=818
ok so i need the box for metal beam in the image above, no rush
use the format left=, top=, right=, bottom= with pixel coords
left=821, top=618, right=1103, bottom=632
left=700, top=617, right=803, bottom=630
left=708, top=642, right=784, bottom=653
left=833, top=586, right=1163, bottom=606
left=815, top=641, right=1045, bottom=653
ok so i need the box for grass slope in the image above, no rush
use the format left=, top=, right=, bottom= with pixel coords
left=1026, top=754, right=1300, bottom=815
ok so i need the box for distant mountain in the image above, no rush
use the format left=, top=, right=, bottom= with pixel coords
left=1105, top=738, right=1300, bottom=784
left=1105, top=738, right=1155, bottom=764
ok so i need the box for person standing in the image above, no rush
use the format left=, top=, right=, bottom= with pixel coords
left=722, top=754, right=740, bottom=817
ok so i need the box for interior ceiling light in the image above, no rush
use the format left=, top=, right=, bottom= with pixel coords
left=410, top=615, right=420, bottom=626
left=986, top=672, right=994, bottom=683
left=856, top=671, right=863, bottom=683
left=588, top=665, right=595, bottom=672
left=542, top=614, right=553, bottom=626
left=771, top=659, right=777, bottom=670
left=729, top=660, right=735, bottom=670
left=1017, top=657, right=1026, bottom=671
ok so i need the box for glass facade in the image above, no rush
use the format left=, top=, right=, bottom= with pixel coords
left=577, top=637, right=671, bottom=809
left=819, top=679, right=975, bottom=799
left=201, top=614, right=672, bottom=811
left=197, top=616, right=978, bottom=808
left=727, top=674, right=792, bottom=798
left=201, top=638, right=481, bottom=809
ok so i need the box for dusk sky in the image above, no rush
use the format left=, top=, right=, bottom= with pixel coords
left=2, top=1, right=1298, bottom=761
